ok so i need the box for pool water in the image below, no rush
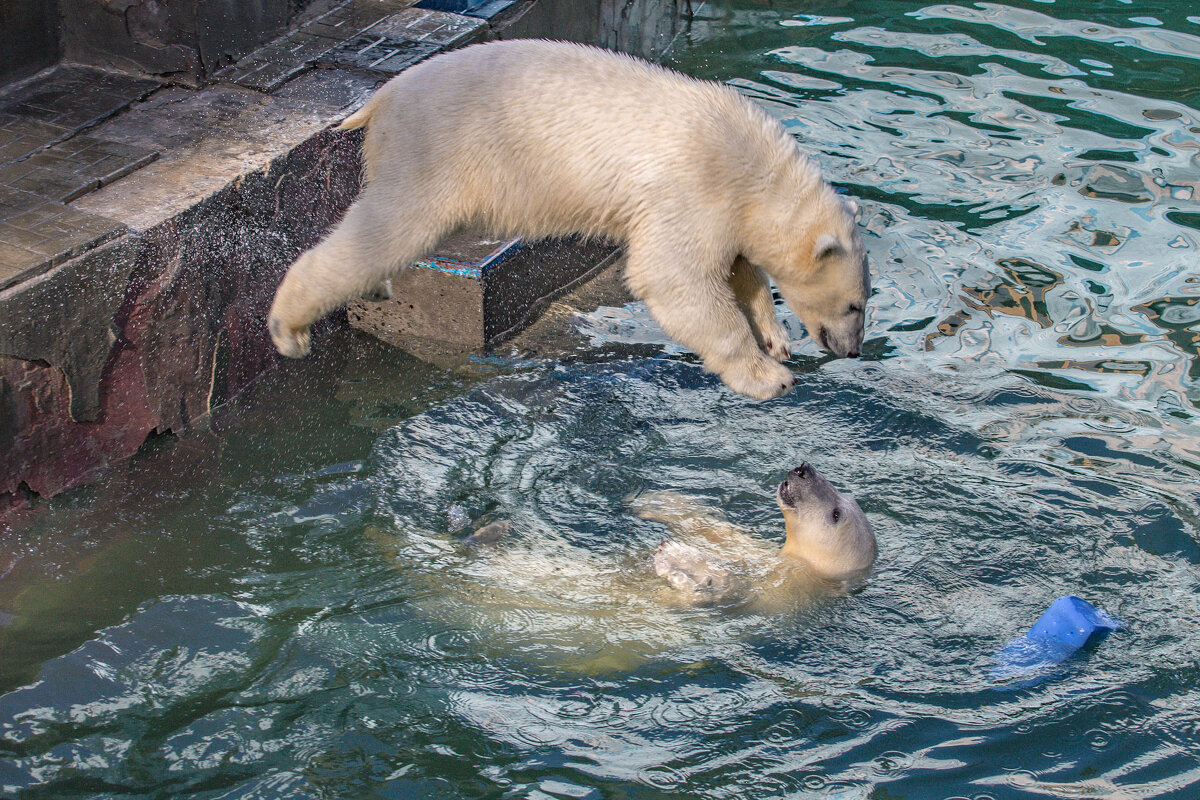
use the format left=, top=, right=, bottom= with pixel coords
left=4, top=1, right=1200, bottom=797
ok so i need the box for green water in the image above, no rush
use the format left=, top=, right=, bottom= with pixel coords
left=3, top=1, right=1200, bottom=797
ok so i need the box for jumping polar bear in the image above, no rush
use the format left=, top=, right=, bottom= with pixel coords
left=269, top=40, right=870, bottom=399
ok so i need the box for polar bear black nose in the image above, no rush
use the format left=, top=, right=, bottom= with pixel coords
left=791, top=463, right=809, bottom=479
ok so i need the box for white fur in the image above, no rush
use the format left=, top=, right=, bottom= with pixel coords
left=269, top=40, right=869, bottom=399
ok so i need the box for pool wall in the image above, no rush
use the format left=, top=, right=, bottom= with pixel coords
left=0, top=0, right=688, bottom=509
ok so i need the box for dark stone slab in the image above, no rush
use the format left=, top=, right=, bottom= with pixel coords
left=370, top=8, right=486, bottom=47
left=318, top=36, right=441, bottom=77
left=0, top=66, right=160, bottom=143
left=0, top=113, right=70, bottom=167
left=216, top=0, right=416, bottom=92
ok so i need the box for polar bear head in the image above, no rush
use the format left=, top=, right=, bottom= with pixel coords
left=776, top=462, right=876, bottom=582
left=744, top=185, right=870, bottom=359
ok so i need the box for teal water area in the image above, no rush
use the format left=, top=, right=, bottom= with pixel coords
left=3, top=1, right=1200, bottom=797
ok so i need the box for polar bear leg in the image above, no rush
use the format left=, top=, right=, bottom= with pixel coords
left=269, top=190, right=446, bottom=358
left=627, top=245, right=796, bottom=400
left=729, top=257, right=791, bottom=363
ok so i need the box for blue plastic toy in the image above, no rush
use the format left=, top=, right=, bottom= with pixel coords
left=993, top=595, right=1123, bottom=679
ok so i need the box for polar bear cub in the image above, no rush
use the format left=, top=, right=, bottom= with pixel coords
left=634, top=462, right=876, bottom=610
left=268, top=40, right=870, bottom=399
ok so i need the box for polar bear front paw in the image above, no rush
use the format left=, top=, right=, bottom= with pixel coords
left=757, top=318, right=793, bottom=362
left=269, top=315, right=312, bottom=359
left=719, top=355, right=796, bottom=400
left=655, top=541, right=734, bottom=595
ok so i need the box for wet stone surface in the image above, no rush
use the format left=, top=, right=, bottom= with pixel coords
left=319, top=35, right=442, bottom=77
left=0, top=66, right=161, bottom=286
left=0, top=187, right=124, bottom=289
left=0, top=66, right=160, bottom=136
left=215, top=0, right=420, bottom=91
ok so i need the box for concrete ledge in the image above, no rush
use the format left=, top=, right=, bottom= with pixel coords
left=0, top=0, right=690, bottom=508
left=1, top=126, right=363, bottom=499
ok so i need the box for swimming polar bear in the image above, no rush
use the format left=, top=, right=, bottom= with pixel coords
left=268, top=39, right=870, bottom=400
left=635, top=462, right=876, bottom=611
left=371, top=463, right=875, bottom=673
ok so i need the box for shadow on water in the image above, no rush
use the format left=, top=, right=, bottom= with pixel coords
left=3, top=1, right=1200, bottom=798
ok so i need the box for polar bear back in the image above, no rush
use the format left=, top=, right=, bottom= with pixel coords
left=354, top=40, right=819, bottom=244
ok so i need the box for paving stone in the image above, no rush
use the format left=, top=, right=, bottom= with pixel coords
left=74, top=71, right=377, bottom=231
left=318, top=35, right=441, bottom=77
left=0, top=185, right=125, bottom=289
left=371, top=7, right=486, bottom=46
left=0, top=113, right=70, bottom=166
left=0, top=66, right=160, bottom=147
left=0, top=241, right=39, bottom=284
left=9, top=165, right=98, bottom=203
left=217, top=0, right=425, bottom=91
left=215, top=58, right=306, bottom=94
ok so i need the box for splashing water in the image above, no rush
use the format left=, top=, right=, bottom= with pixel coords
left=2, top=1, right=1200, bottom=798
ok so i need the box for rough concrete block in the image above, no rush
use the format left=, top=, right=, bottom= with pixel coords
left=0, top=125, right=365, bottom=499
left=348, top=232, right=620, bottom=355
left=0, top=236, right=136, bottom=422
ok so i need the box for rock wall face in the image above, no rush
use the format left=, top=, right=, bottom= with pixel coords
left=0, top=0, right=60, bottom=86
left=0, top=128, right=362, bottom=500
left=4, top=0, right=322, bottom=89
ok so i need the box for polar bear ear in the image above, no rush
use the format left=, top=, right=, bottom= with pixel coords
left=842, top=196, right=860, bottom=217
left=814, top=234, right=844, bottom=261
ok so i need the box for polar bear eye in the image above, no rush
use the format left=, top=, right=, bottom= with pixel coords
left=848, top=303, right=863, bottom=315
left=831, top=508, right=841, bottom=523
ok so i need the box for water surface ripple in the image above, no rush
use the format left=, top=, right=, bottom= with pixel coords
left=2, top=2, right=1200, bottom=798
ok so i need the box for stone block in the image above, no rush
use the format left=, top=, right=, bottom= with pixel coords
left=0, top=66, right=160, bottom=141
left=216, top=0, right=420, bottom=92
left=318, top=36, right=441, bottom=77
left=370, top=8, right=487, bottom=47
left=0, top=187, right=125, bottom=289
left=348, top=232, right=620, bottom=355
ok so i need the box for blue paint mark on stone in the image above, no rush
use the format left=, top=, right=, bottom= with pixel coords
left=412, top=236, right=523, bottom=278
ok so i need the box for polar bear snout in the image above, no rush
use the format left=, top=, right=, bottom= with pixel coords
left=779, top=463, right=812, bottom=507
left=816, top=319, right=864, bottom=359
left=779, top=462, right=837, bottom=510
